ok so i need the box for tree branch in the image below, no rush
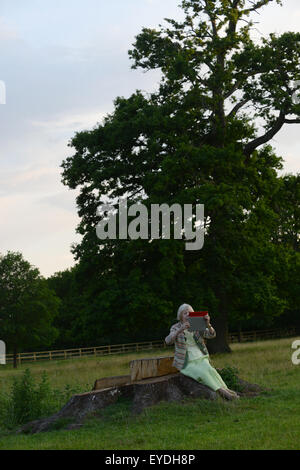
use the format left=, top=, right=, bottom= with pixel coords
left=204, top=0, right=218, bottom=37
left=243, top=0, right=274, bottom=14
left=284, top=118, right=300, bottom=124
left=226, top=98, right=249, bottom=119
left=227, top=0, right=241, bottom=34
left=243, top=110, right=286, bottom=158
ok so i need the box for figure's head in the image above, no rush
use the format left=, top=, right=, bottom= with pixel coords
left=177, top=303, right=194, bottom=322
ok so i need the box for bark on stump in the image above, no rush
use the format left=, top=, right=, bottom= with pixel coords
left=16, top=371, right=266, bottom=434
left=17, top=374, right=218, bottom=434
left=131, top=373, right=217, bottom=415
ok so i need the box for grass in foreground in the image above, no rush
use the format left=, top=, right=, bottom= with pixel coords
left=0, top=337, right=299, bottom=450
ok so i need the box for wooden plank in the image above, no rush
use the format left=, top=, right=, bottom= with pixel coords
left=93, top=357, right=178, bottom=391
left=130, top=356, right=178, bottom=382
left=93, top=374, right=131, bottom=391
left=131, top=373, right=179, bottom=385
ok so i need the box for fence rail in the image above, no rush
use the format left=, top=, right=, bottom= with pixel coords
left=228, top=327, right=298, bottom=343
left=4, top=327, right=299, bottom=365
left=5, top=340, right=166, bottom=365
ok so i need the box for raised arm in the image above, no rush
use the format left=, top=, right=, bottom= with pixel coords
left=203, top=325, right=216, bottom=339
left=165, top=323, right=182, bottom=345
left=203, top=314, right=216, bottom=339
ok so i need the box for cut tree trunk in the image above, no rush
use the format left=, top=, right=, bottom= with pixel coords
left=131, top=374, right=217, bottom=415
left=17, top=385, right=128, bottom=434
left=17, top=370, right=267, bottom=434
left=17, top=373, right=218, bottom=434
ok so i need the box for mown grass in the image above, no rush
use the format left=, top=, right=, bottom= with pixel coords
left=0, top=337, right=299, bottom=450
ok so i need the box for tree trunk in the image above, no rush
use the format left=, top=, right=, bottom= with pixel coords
left=206, top=311, right=231, bottom=354
left=13, top=345, right=18, bottom=369
left=205, top=208, right=232, bottom=354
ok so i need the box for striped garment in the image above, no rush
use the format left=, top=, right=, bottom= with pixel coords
left=165, top=321, right=216, bottom=370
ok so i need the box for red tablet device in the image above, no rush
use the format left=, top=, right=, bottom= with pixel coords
left=188, top=311, right=208, bottom=317
left=188, top=311, right=208, bottom=332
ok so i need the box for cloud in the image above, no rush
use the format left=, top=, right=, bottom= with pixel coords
left=38, top=191, right=79, bottom=213
left=0, top=191, right=81, bottom=277
left=0, top=16, right=19, bottom=41
left=0, top=0, right=299, bottom=279
left=0, top=166, right=57, bottom=196
left=0, top=163, right=81, bottom=275
left=30, top=109, right=107, bottom=133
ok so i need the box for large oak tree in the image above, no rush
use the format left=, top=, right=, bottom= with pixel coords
left=61, top=0, right=300, bottom=352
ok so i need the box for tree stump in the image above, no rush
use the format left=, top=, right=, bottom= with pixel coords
left=17, top=386, right=126, bottom=434
left=131, top=374, right=217, bottom=415
left=17, top=373, right=218, bottom=434
left=16, top=359, right=267, bottom=434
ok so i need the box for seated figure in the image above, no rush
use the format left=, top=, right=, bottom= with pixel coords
left=165, top=303, right=239, bottom=400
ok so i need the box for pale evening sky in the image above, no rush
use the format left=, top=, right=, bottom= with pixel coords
left=0, top=0, right=299, bottom=278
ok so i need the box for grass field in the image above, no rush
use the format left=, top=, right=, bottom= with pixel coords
left=0, top=337, right=299, bottom=450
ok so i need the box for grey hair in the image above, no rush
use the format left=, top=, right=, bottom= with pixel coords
left=177, top=303, right=193, bottom=321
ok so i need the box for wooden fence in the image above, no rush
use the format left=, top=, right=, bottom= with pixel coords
left=5, top=340, right=166, bottom=365
left=4, top=326, right=299, bottom=365
left=227, top=327, right=298, bottom=343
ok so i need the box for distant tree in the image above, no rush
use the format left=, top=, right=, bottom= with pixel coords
left=46, top=266, right=87, bottom=348
left=270, top=174, right=300, bottom=329
left=0, top=251, right=60, bottom=368
left=272, top=174, right=300, bottom=252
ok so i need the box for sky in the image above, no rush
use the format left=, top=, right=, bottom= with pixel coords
left=0, top=0, right=299, bottom=278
